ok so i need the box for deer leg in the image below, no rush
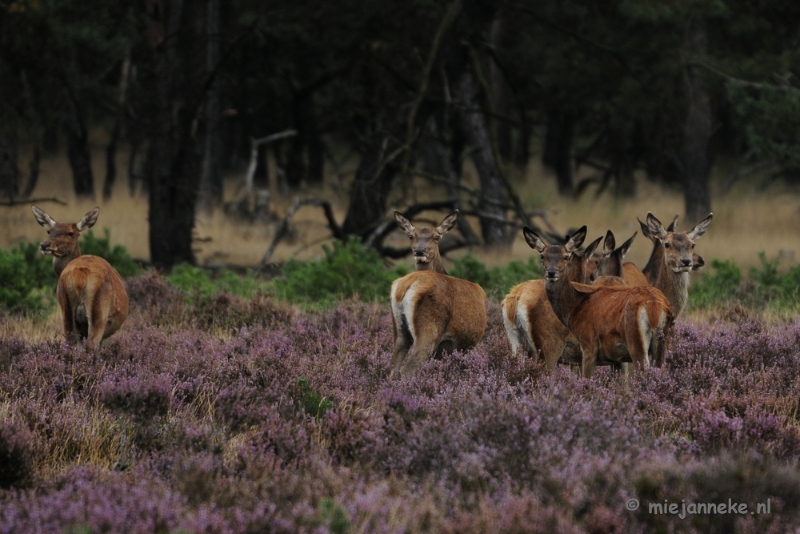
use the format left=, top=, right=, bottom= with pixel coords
left=390, top=315, right=413, bottom=376
left=86, top=301, right=110, bottom=349
left=580, top=345, right=597, bottom=378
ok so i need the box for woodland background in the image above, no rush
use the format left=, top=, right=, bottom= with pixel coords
left=2, top=0, right=800, bottom=269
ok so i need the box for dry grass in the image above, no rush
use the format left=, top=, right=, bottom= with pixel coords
left=3, top=149, right=800, bottom=273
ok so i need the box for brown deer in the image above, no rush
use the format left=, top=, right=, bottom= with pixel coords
left=390, top=210, right=486, bottom=377
left=501, top=226, right=603, bottom=370
left=637, top=212, right=713, bottom=317
left=528, top=228, right=674, bottom=377
left=586, top=230, right=639, bottom=286
left=32, top=206, right=129, bottom=349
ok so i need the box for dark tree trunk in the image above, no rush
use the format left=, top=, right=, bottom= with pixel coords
left=608, top=127, right=636, bottom=197
left=453, top=71, right=510, bottom=246
left=342, top=105, right=412, bottom=238
left=22, top=144, right=40, bottom=198
left=198, top=0, right=222, bottom=210
left=425, top=116, right=480, bottom=244
left=64, top=61, right=95, bottom=198
left=543, top=106, right=574, bottom=195
left=681, top=20, right=713, bottom=222
left=146, top=0, right=201, bottom=268
left=0, top=132, right=19, bottom=200
left=104, top=53, right=131, bottom=200
left=489, top=16, right=513, bottom=164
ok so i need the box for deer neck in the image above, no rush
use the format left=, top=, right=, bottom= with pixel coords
left=416, top=254, right=447, bottom=275
left=545, top=257, right=587, bottom=328
left=52, top=246, right=82, bottom=278
left=646, top=240, right=689, bottom=317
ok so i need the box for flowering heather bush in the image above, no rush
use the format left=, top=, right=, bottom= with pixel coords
left=2, top=281, right=800, bottom=532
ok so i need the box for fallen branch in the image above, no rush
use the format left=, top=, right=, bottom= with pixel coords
left=1, top=197, right=67, bottom=207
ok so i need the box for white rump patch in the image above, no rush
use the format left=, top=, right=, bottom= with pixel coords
left=391, top=281, right=418, bottom=342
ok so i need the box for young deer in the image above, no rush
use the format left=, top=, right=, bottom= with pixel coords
left=501, top=226, right=603, bottom=370
left=586, top=230, right=639, bottom=286
left=637, top=212, right=713, bottom=317
left=390, top=210, right=486, bottom=377
left=32, top=206, right=129, bottom=349
left=529, top=228, right=673, bottom=378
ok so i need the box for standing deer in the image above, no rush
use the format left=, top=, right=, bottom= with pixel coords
left=637, top=212, right=713, bottom=317
left=586, top=230, right=639, bottom=286
left=32, top=206, right=129, bottom=349
left=501, top=226, right=603, bottom=369
left=528, top=227, right=673, bottom=377
left=390, top=210, right=486, bottom=377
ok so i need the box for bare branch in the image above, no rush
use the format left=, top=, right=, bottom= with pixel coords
left=259, top=197, right=343, bottom=266
left=0, top=197, right=67, bottom=207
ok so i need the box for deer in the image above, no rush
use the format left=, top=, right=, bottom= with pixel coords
left=527, top=228, right=674, bottom=378
left=636, top=212, right=713, bottom=317
left=390, top=210, right=486, bottom=377
left=586, top=230, right=639, bottom=286
left=32, top=206, right=129, bottom=349
left=501, top=226, right=603, bottom=370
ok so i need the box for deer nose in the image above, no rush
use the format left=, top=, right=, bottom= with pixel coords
left=40, top=241, right=50, bottom=251
left=681, top=258, right=692, bottom=267
left=414, top=249, right=425, bottom=257
left=546, top=269, right=557, bottom=278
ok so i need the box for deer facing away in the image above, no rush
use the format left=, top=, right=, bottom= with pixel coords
left=32, top=206, right=129, bottom=349
left=390, top=210, right=486, bottom=377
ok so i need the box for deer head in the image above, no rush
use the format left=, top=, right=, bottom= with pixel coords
left=394, top=210, right=459, bottom=274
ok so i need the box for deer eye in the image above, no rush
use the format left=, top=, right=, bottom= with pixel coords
left=540, top=254, right=544, bottom=259
left=691, top=243, right=695, bottom=249
left=664, top=243, right=670, bottom=248
left=68, top=232, right=74, bottom=236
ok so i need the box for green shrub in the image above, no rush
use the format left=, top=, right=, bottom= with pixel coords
left=79, top=228, right=142, bottom=277
left=272, top=237, right=408, bottom=307
left=0, top=241, right=55, bottom=315
left=449, top=254, right=542, bottom=300
left=165, top=264, right=268, bottom=302
left=688, top=258, right=742, bottom=309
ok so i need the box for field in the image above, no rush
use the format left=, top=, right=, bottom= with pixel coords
left=2, top=158, right=800, bottom=533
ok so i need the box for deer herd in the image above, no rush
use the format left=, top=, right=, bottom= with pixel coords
left=30, top=205, right=712, bottom=380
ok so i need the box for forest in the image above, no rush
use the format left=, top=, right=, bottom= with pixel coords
left=1, top=0, right=800, bottom=266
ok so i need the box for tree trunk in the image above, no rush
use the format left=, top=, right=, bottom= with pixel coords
left=342, top=104, right=412, bottom=238
left=104, top=52, right=131, bottom=200
left=64, top=57, right=95, bottom=198
left=681, top=20, right=713, bottom=222
left=543, top=106, right=574, bottom=195
left=489, top=17, right=512, bottom=163
left=198, top=0, right=222, bottom=210
left=0, top=132, right=19, bottom=200
left=146, top=0, right=200, bottom=268
left=453, top=71, right=510, bottom=245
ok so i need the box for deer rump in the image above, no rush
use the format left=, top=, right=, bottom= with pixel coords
left=569, top=283, right=674, bottom=369
left=58, top=255, right=129, bottom=344
left=390, top=271, right=486, bottom=370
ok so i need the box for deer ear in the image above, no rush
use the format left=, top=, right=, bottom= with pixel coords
left=436, top=209, right=459, bottom=235
left=394, top=211, right=415, bottom=237
left=583, top=236, right=602, bottom=259
left=32, top=205, right=56, bottom=230
left=565, top=225, right=587, bottom=252
left=618, top=232, right=637, bottom=259
left=601, top=230, right=615, bottom=258
left=637, top=217, right=652, bottom=240
left=667, top=215, right=679, bottom=232
left=77, top=207, right=100, bottom=231
left=522, top=227, right=547, bottom=253
left=687, top=213, right=713, bottom=240
left=646, top=213, right=667, bottom=241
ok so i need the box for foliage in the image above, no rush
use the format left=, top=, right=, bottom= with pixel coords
left=165, top=264, right=268, bottom=302
left=688, top=258, right=742, bottom=309
left=449, top=254, right=543, bottom=301
left=0, top=241, right=55, bottom=315
left=271, top=237, right=408, bottom=307
left=79, top=229, right=142, bottom=278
